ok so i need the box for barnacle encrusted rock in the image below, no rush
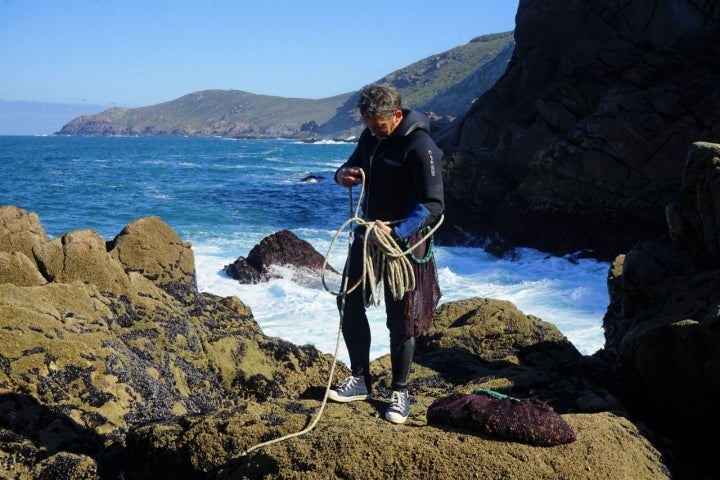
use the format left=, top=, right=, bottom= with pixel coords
left=0, top=205, right=677, bottom=479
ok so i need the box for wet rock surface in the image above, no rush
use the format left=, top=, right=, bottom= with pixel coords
left=224, top=229, right=338, bottom=284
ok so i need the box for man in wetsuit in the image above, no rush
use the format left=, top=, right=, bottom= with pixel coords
left=329, top=83, right=445, bottom=424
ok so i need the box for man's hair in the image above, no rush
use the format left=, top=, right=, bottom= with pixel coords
left=357, top=83, right=402, bottom=119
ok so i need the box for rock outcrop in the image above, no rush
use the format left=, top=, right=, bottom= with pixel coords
left=1, top=202, right=705, bottom=479
left=0, top=209, right=339, bottom=478
left=439, top=0, right=720, bottom=260
left=602, top=141, right=720, bottom=477
left=224, top=229, right=338, bottom=284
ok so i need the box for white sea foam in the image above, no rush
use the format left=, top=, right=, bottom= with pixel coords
left=194, top=240, right=610, bottom=367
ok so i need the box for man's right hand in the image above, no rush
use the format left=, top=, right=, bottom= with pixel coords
left=336, top=167, right=363, bottom=187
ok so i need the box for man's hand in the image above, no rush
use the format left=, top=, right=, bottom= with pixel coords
left=374, top=219, right=392, bottom=235
left=370, top=220, right=395, bottom=247
left=336, top=167, right=363, bottom=187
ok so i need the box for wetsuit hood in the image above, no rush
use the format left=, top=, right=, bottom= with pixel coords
left=391, top=109, right=431, bottom=138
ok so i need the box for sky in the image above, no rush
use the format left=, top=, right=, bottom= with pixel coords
left=0, top=0, right=519, bottom=108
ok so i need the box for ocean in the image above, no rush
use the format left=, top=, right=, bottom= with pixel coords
left=1, top=135, right=610, bottom=364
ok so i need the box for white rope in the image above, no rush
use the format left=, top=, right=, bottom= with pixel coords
left=240, top=176, right=362, bottom=458
left=240, top=273, right=347, bottom=457
left=240, top=169, right=443, bottom=456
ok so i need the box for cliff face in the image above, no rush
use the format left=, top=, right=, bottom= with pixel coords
left=439, top=0, right=720, bottom=261
left=602, top=142, right=720, bottom=477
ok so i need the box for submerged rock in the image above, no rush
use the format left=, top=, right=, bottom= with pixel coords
left=224, top=229, right=338, bottom=284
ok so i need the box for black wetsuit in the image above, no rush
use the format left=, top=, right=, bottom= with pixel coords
left=334, top=109, right=445, bottom=392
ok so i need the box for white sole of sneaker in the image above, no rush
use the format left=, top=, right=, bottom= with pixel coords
left=385, top=411, right=408, bottom=424
left=327, top=391, right=373, bottom=403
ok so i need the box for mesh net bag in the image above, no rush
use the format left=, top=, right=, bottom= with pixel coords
left=427, top=389, right=576, bottom=447
left=402, top=228, right=441, bottom=336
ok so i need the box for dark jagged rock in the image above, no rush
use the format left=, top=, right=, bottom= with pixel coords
left=603, top=142, right=720, bottom=477
left=224, top=229, right=338, bottom=284
left=299, top=174, right=321, bottom=183
left=438, top=0, right=720, bottom=261
left=223, top=256, right=263, bottom=284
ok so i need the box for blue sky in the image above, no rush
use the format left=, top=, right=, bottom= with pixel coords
left=1, top=0, right=518, bottom=108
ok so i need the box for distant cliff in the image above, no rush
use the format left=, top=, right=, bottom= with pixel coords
left=54, top=32, right=515, bottom=140
left=55, top=90, right=353, bottom=139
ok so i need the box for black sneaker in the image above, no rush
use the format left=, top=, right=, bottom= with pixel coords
left=328, top=375, right=373, bottom=403
left=385, top=390, right=409, bottom=424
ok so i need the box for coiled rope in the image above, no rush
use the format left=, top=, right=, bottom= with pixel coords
left=321, top=169, right=444, bottom=304
left=240, top=169, right=442, bottom=456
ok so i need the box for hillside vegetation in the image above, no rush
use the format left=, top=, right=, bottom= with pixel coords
left=57, top=90, right=351, bottom=138
left=56, top=32, right=515, bottom=139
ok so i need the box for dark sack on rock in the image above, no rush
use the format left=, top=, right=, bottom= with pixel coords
left=427, top=390, right=576, bottom=447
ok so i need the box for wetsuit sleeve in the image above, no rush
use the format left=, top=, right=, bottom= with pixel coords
left=392, top=133, right=445, bottom=240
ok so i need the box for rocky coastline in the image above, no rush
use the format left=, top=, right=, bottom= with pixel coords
left=2, top=0, right=719, bottom=476
left=0, top=205, right=667, bottom=479
left=1, top=142, right=719, bottom=479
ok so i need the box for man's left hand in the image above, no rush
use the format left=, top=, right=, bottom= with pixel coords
left=374, top=220, right=391, bottom=235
